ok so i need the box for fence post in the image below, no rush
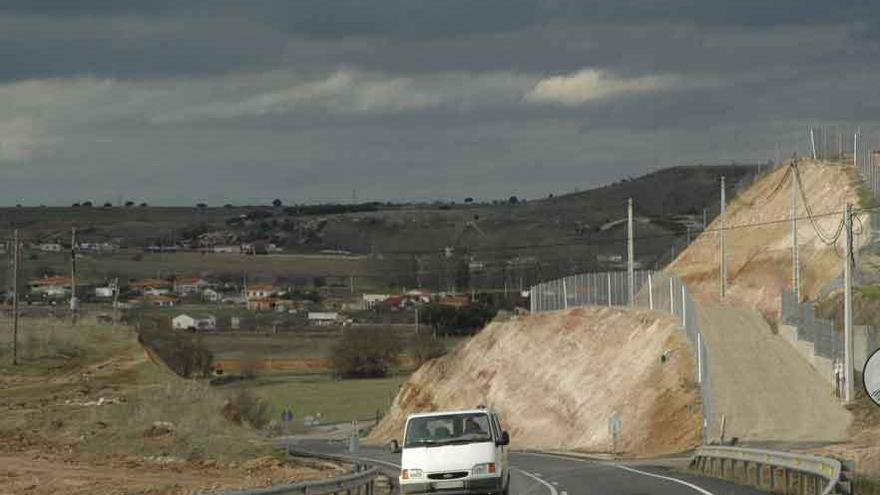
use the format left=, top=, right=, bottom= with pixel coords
left=669, top=278, right=675, bottom=314
left=697, top=332, right=703, bottom=384
left=648, top=273, right=654, bottom=310
left=562, top=278, right=568, bottom=309
left=607, top=272, right=612, bottom=307
left=682, top=285, right=687, bottom=326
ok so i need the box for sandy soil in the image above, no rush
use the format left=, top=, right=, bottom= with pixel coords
left=368, top=307, right=702, bottom=457
left=670, top=160, right=865, bottom=316
left=0, top=448, right=338, bottom=495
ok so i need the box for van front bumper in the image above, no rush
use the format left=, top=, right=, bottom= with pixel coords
left=400, top=475, right=503, bottom=495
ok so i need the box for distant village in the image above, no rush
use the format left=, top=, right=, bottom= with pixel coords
left=20, top=272, right=487, bottom=332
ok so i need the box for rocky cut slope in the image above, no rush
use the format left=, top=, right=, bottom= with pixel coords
left=369, top=307, right=702, bottom=457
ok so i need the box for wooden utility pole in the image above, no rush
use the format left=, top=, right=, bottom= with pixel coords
left=720, top=176, right=727, bottom=299
left=627, top=198, right=635, bottom=306
left=844, top=203, right=854, bottom=403
left=12, top=229, right=20, bottom=366
left=112, top=277, right=120, bottom=324
left=70, top=227, right=78, bottom=322
left=791, top=160, right=800, bottom=301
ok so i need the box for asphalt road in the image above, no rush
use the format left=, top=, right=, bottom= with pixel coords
left=286, top=440, right=768, bottom=495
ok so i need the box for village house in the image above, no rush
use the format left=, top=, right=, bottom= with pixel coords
left=172, top=314, right=217, bottom=331
left=438, top=295, right=471, bottom=309
left=247, top=297, right=278, bottom=311
left=307, top=311, right=341, bottom=326
left=36, top=242, right=63, bottom=252
left=201, top=287, right=222, bottom=303
left=174, top=277, right=211, bottom=296
left=132, top=295, right=177, bottom=307
left=129, top=279, right=172, bottom=296
left=94, top=286, right=115, bottom=298
left=361, top=293, right=391, bottom=310
left=246, top=284, right=279, bottom=300
left=29, top=275, right=72, bottom=298
left=212, top=245, right=241, bottom=254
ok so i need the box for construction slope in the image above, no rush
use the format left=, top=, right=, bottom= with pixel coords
left=669, top=160, right=860, bottom=443
left=670, top=160, right=864, bottom=316
left=369, top=307, right=702, bottom=457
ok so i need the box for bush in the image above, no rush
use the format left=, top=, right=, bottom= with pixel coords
left=227, top=390, right=270, bottom=429
left=138, top=327, right=214, bottom=378
left=409, top=334, right=447, bottom=366
left=331, top=327, right=404, bottom=378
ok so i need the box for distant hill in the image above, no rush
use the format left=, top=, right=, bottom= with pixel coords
left=0, top=164, right=758, bottom=291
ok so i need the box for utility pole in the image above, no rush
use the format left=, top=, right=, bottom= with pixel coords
left=627, top=198, right=635, bottom=306
left=844, top=203, right=855, bottom=403
left=702, top=208, right=707, bottom=230
left=720, top=176, right=727, bottom=299
left=790, top=160, right=800, bottom=301
left=854, top=130, right=859, bottom=168
left=12, top=229, right=20, bottom=366
left=112, top=277, right=120, bottom=324
left=70, top=227, right=78, bottom=321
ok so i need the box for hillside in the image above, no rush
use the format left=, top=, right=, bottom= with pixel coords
left=0, top=318, right=340, bottom=494
left=368, top=306, right=702, bottom=457
left=669, top=160, right=864, bottom=316
left=0, top=164, right=757, bottom=291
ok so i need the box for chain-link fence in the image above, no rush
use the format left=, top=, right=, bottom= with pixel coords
left=529, top=270, right=714, bottom=442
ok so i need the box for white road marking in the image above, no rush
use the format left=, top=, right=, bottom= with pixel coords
left=551, top=481, right=559, bottom=485
left=514, top=469, right=558, bottom=495
left=613, top=464, right=716, bottom=495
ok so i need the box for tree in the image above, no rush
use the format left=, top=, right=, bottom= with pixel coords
left=196, top=202, right=207, bottom=208
left=82, top=201, right=93, bottom=207
left=272, top=198, right=283, bottom=208
left=139, top=202, right=148, bottom=207
left=102, top=202, right=113, bottom=208
left=508, top=196, right=519, bottom=205
left=330, top=327, right=404, bottom=378
left=408, top=333, right=447, bottom=366
left=72, top=202, right=80, bottom=207
left=125, top=201, right=135, bottom=207
left=464, top=197, right=474, bottom=204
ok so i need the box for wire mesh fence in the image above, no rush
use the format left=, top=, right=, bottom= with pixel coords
left=529, top=269, right=714, bottom=442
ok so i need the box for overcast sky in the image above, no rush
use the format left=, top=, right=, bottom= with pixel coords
left=1, top=1, right=879, bottom=205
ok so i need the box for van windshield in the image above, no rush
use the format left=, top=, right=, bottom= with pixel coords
left=405, top=413, right=493, bottom=448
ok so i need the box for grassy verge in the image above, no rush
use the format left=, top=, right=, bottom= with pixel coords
left=0, top=317, right=272, bottom=462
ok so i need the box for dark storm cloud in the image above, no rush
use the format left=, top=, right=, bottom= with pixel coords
left=1, top=1, right=879, bottom=204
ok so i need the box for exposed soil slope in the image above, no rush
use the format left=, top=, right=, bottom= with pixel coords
left=670, top=160, right=864, bottom=316
left=369, top=307, right=702, bottom=457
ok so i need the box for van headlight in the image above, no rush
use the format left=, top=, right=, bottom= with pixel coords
left=401, top=468, right=424, bottom=480
left=472, top=463, right=497, bottom=476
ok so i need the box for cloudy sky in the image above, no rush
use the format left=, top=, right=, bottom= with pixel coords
left=1, top=1, right=879, bottom=205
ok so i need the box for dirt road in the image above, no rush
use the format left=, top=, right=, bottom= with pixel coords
left=699, top=304, right=851, bottom=443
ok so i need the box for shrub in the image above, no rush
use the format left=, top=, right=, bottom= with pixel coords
left=331, top=327, right=404, bottom=378
left=138, top=327, right=214, bottom=378
left=408, top=333, right=447, bottom=366
left=227, top=390, right=270, bottom=429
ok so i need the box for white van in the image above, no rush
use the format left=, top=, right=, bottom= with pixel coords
left=391, top=409, right=510, bottom=495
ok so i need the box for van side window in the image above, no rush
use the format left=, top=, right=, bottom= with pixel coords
left=488, top=413, right=500, bottom=440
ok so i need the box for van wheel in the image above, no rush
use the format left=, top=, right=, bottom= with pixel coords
left=501, top=474, right=510, bottom=495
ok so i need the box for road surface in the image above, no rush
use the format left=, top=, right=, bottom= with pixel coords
left=285, top=440, right=767, bottom=495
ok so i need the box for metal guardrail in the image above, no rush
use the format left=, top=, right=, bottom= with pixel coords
left=205, top=454, right=384, bottom=495
left=690, top=446, right=851, bottom=495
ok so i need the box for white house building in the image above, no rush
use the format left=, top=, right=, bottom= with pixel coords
left=307, top=312, right=340, bottom=326
left=172, top=314, right=217, bottom=331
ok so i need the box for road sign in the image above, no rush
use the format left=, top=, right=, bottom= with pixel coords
left=864, top=348, right=880, bottom=407
left=281, top=408, right=294, bottom=423
left=608, top=413, right=621, bottom=454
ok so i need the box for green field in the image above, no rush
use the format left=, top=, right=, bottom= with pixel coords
left=220, top=373, right=408, bottom=427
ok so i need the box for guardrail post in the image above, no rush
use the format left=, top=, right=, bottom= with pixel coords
left=754, top=463, right=761, bottom=488
left=768, top=465, right=775, bottom=492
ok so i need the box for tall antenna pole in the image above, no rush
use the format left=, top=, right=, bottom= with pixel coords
left=810, top=127, right=817, bottom=160
left=627, top=198, right=635, bottom=306
left=844, top=203, right=854, bottom=403
left=70, top=227, right=78, bottom=321
left=720, top=176, right=727, bottom=299
left=11, top=229, right=20, bottom=365
left=791, top=160, right=800, bottom=301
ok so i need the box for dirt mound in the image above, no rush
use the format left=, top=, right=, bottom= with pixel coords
left=670, top=160, right=864, bottom=316
left=369, top=307, right=702, bottom=457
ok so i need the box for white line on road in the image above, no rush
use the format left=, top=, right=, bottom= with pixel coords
left=614, top=464, right=716, bottom=495
left=514, top=469, right=558, bottom=495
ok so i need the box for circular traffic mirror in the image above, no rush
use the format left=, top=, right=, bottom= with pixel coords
left=864, top=348, right=880, bottom=407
